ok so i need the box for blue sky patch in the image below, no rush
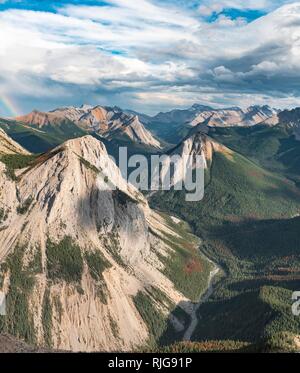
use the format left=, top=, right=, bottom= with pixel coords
left=208, top=8, right=267, bottom=23
left=0, top=0, right=110, bottom=13
left=0, top=0, right=298, bottom=115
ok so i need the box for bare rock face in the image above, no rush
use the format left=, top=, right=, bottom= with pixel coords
left=170, top=131, right=233, bottom=173
left=0, top=134, right=194, bottom=352
left=56, top=106, right=162, bottom=148
left=173, top=132, right=231, bottom=159
left=0, top=128, right=30, bottom=155
left=16, top=105, right=161, bottom=149
left=148, top=131, right=232, bottom=196
left=277, top=108, right=300, bottom=140
left=16, top=110, right=64, bottom=128
left=190, top=106, right=279, bottom=128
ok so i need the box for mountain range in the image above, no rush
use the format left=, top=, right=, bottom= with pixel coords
left=0, top=131, right=213, bottom=351
left=0, top=104, right=283, bottom=154
left=15, top=105, right=161, bottom=152
left=0, top=102, right=300, bottom=352
left=136, top=104, right=280, bottom=144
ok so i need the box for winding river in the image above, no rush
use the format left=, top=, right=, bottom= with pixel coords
left=183, top=255, right=220, bottom=341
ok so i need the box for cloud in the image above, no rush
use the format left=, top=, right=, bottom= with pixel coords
left=197, top=0, right=292, bottom=16
left=63, top=0, right=197, bottom=28
left=0, top=0, right=299, bottom=115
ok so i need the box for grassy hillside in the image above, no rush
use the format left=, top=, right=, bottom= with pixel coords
left=208, top=124, right=300, bottom=183
left=133, top=214, right=213, bottom=347
left=143, top=119, right=190, bottom=146
left=0, top=118, right=163, bottom=158
left=0, top=119, right=86, bottom=153
left=150, top=148, right=300, bottom=346
left=151, top=151, right=300, bottom=234
left=0, top=153, right=39, bottom=180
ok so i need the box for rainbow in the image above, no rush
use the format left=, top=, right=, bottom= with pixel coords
left=0, top=95, right=20, bottom=118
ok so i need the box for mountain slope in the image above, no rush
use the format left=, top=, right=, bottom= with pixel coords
left=191, top=105, right=279, bottom=128
left=78, top=105, right=161, bottom=148
left=152, top=131, right=300, bottom=229
left=277, top=107, right=300, bottom=140
left=20, top=106, right=162, bottom=150
left=150, top=131, right=300, bottom=346
left=207, top=108, right=300, bottom=183
left=0, top=128, right=30, bottom=155
left=0, top=334, right=54, bottom=353
left=144, top=104, right=213, bottom=144
left=0, top=134, right=211, bottom=351
left=0, top=116, right=86, bottom=154
left=143, top=104, right=278, bottom=145
left=15, top=110, right=88, bottom=143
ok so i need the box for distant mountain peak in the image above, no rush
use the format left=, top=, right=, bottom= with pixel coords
left=80, top=104, right=93, bottom=110
left=278, top=107, right=300, bottom=140
left=190, top=103, right=214, bottom=111
left=15, top=105, right=162, bottom=149
left=189, top=105, right=280, bottom=129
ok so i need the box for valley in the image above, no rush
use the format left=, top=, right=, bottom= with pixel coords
left=149, top=120, right=300, bottom=352
left=183, top=255, right=220, bottom=342
left=0, top=129, right=213, bottom=351
left=0, top=102, right=300, bottom=353
left=1, top=0, right=300, bottom=357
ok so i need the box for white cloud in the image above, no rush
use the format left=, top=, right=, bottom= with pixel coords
left=198, top=0, right=282, bottom=16
left=63, top=0, right=197, bottom=28
left=0, top=0, right=299, bottom=114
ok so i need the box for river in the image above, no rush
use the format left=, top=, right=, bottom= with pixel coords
left=183, top=255, right=220, bottom=341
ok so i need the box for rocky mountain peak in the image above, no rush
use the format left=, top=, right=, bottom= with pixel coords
left=0, top=132, right=198, bottom=352
left=16, top=105, right=161, bottom=149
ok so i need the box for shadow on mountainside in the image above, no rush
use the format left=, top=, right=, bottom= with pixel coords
left=157, top=272, right=300, bottom=348
left=205, top=216, right=300, bottom=264
left=74, top=173, right=300, bottom=350
left=158, top=300, right=193, bottom=346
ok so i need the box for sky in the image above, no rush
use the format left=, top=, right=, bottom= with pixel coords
left=0, top=0, right=300, bottom=116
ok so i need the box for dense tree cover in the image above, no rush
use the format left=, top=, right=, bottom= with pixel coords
left=151, top=149, right=300, bottom=347
left=0, top=245, right=38, bottom=344
left=151, top=214, right=213, bottom=302
left=46, top=236, right=84, bottom=284
left=208, top=124, right=300, bottom=183
left=0, top=153, right=38, bottom=180
left=0, top=119, right=86, bottom=153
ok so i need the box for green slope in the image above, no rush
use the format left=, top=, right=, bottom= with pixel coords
left=208, top=124, right=300, bottom=183
left=0, top=118, right=162, bottom=157
left=143, top=119, right=191, bottom=146
left=150, top=147, right=300, bottom=346
left=0, top=119, right=87, bottom=153
left=151, top=150, right=300, bottom=235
